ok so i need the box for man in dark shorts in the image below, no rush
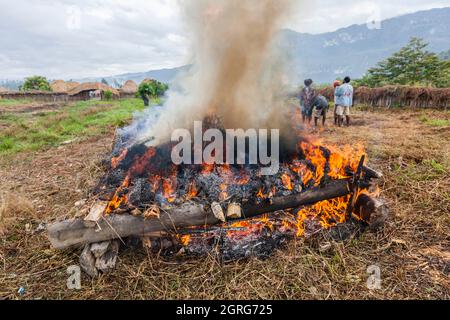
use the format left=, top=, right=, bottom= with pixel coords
left=311, top=94, right=329, bottom=127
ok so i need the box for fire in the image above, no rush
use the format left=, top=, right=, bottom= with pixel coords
left=105, top=175, right=130, bottom=214
left=111, top=149, right=128, bottom=169
left=180, top=234, right=191, bottom=246
left=235, top=174, right=250, bottom=185
left=187, top=182, right=199, bottom=199
left=281, top=173, right=294, bottom=190
left=162, top=179, right=176, bottom=203
left=130, top=147, right=156, bottom=176
left=103, top=130, right=375, bottom=247
left=300, top=142, right=327, bottom=186
left=201, top=164, right=214, bottom=175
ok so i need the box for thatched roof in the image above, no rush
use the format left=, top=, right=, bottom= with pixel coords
left=140, top=78, right=160, bottom=85
left=67, top=82, right=119, bottom=96
left=121, top=80, right=138, bottom=94
left=0, top=87, right=9, bottom=93
left=51, top=80, right=80, bottom=93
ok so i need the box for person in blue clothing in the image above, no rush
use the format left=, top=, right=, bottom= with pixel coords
left=333, top=80, right=341, bottom=125
left=335, top=76, right=354, bottom=127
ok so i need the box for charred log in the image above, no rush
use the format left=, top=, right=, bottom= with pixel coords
left=48, top=179, right=368, bottom=250
left=354, top=194, right=389, bottom=230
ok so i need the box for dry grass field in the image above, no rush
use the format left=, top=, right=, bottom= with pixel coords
left=0, top=99, right=449, bottom=300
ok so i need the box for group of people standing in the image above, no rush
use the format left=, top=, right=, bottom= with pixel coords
left=299, top=76, right=354, bottom=127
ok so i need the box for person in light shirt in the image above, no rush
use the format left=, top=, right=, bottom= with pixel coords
left=333, top=80, right=341, bottom=125
left=334, top=76, right=354, bottom=127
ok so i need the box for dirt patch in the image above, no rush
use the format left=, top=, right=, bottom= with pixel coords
left=0, top=108, right=448, bottom=300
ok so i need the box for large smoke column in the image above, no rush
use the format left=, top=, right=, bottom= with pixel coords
left=127, top=0, right=295, bottom=147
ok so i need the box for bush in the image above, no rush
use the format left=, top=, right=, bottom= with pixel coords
left=138, top=79, right=168, bottom=106
left=21, top=76, right=52, bottom=92
left=104, top=90, right=113, bottom=101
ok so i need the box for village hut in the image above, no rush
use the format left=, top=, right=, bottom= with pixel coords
left=119, top=80, right=138, bottom=98
left=140, top=78, right=156, bottom=85
left=50, top=80, right=81, bottom=93
left=121, top=80, right=138, bottom=94
left=67, top=82, right=120, bottom=100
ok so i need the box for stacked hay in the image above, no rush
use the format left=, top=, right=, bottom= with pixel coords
left=316, top=86, right=450, bottom=109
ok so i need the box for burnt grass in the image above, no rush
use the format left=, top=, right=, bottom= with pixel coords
left=0, top=106, right=449, bottom=300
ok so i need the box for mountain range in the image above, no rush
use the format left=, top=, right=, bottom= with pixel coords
left=3, top=7, right=449, bottom=89
left=81, top=7, right=450, bottom=86
left=280, top=7, right=450, bottom=83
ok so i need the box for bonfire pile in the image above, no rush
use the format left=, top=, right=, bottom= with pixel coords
left=47, top=118, right=389, bottom=277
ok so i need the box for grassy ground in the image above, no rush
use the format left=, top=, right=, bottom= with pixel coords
left=0, top=99, right=33, bottom=107
left=0, top=100, right=449, bottom=300
left=0, top=99, right=148, bottom=155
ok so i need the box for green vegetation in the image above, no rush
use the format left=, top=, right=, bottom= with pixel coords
left=357, top=38, right=450, bottom=88
left=138, top=79, right=169, bottom=106
left=0, top=98, right=33, bottom=106
left=21, top=76, right=52, bottom=92
left=423, top=159, right=448, bottom=174
left=104, top=90, right=113, bottom=101
left=0, top=98, right=155, bottom=156
left=419, top=114, right=450, bottom=127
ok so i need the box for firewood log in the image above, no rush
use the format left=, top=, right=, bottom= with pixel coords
left=354, top=194, right=389, bottom=230
left=47, top=179, right=369, bottom=250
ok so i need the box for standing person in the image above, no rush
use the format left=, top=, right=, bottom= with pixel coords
left=335, top=76, right=354, bottom=127
left=333, top=80, right=341, bottom=125
left=299, top=79, right=316, bottom=124
left=311, top=94, right=329, bottom=127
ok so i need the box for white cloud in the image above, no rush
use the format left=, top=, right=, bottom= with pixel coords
left=0, top=0, right=449, bottom=79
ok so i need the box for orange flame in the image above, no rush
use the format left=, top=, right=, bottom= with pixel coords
left=281, top=173, right=294, bottom=191
left=162, top=178, right=177, bottom=203
left=111, top=149, right=128, bottom=169
left=187, top=182, right=199, bottom=199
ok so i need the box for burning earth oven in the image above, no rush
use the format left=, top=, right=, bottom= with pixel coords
left=47, top=115, right=389, bottom=276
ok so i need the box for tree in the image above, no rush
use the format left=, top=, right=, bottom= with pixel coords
left=21, top=76, right=52, bottom=92
left=138, top=80, right=169, bottom=106
left=359, top=38, right=450, bottom=88
left=101, top=78, right=109, bottom=86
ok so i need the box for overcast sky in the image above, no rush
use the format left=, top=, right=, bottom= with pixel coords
left=1, top=0, right=450, bottom=80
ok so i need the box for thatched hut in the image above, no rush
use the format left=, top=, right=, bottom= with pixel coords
left=51, top=80, right=81, bottom=93
left=121, top=80, right=138, bottom=94
left=119, top=80, right=138, bottom=98
left=0, top=87, right=8, bottom=93
left=140, top=78, right=157, bottom=85
left=67, top=82, right=120, bottom=100
left=50, top=80, right=80, bottom=93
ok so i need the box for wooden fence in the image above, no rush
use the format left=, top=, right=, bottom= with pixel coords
left=316, top=86, right=449, bottom=109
